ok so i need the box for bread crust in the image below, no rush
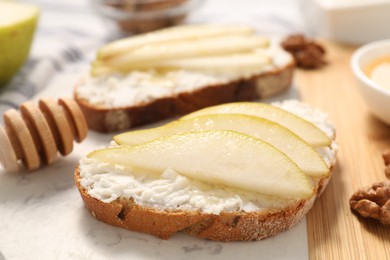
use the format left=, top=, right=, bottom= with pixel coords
left=75, top=165, right=324, bottom=242
left=74, top=62, right=294, bottom=132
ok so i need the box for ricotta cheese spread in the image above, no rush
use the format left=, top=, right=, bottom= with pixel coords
left=79, top=100, right=337, bottom=215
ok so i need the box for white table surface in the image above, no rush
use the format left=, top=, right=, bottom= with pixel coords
left=1, top=1, right=310, bottom=259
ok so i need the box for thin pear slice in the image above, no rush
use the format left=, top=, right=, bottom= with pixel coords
left=104, top=35, right=268, bottom=70
left=91, top=52, right=272, bottom=76
left=90, top=64, right=113, bottom=77
left=91, top=130, right=313, bottom=199
left=182, top=103, right=331, bottom=147
left=98, top=25, right=256, bottom=60
left=114, top=114, right=329, bottom=177
left=141, top=53, right=272, bottom=72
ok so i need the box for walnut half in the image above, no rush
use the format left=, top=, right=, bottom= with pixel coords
left=350, top=181, right=390, bottom=225
left=382, top=148, right=390, bottom=179
left=281, top=34, right=326, bottom=69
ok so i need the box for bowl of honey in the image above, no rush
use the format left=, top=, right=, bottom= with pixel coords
left=351, top=39, right=390, bottom=125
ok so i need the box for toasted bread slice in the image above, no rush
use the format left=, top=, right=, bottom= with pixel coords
left=74, top=100, right=337, bottom=241
left=74, top=25, right=295, bottom=132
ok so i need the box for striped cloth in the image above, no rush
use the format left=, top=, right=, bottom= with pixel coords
left=0, top=0, right=304, bottom=120
left=0, top=37, right=100, bottom=113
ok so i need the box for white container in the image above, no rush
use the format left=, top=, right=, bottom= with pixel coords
left=351, top=39, right=390, bottom=125
left=299, top=0, right=390, bottom=44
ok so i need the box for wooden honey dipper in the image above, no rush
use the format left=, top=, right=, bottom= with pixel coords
left=0, top=97, right=88, bottom=172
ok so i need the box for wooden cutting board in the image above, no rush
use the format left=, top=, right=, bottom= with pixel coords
left=296, top=41, right=390, bottom=259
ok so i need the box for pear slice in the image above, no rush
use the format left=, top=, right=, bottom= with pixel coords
left=139, top=53, right=271, bottom=72
left=91, top=130, right=313, bottom=199
left=90, top=64, right=113, bottom=77
left=104, top=35, right=268, bottom=70
left=98, top=25, right=256, bottom=60
left=182, top=103, right=331, bottom=147
left=0, top=2, right=39, bottom=86
left=91, top=52, right=272, bottom=76
left=114, top=114, right=329, bottom=177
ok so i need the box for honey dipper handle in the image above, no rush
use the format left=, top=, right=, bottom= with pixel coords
left=0, top=98, right=88, bottom=172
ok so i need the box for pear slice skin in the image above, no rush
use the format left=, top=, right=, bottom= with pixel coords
left=91, top=130, right=313, bottom=199
left=98, top=25, right=256, bottom=60
left=182, top=102, right=331, bottom=147
left=114, top=114, right=329, bottom=177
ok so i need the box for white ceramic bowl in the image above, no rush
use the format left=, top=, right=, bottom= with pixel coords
left=351, top=39, right=390, bottom=125
left=299, top=0, right=390, bottom=44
